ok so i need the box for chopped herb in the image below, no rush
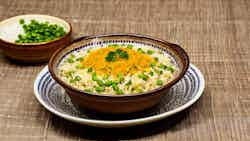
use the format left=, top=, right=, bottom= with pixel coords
left=19, top=19, right=25, bottom=24
left=92, top=72, right=98, bottom=81
left=150, top=63, right=156, bottom=67
left=159, top=70, right=163, bottom=74
left=74, top=76, right=81, bottom=81
left=95, top=86, right=105, bottom=92
left=69, top=75, right=81, bottom=83
left=156, top=80, right=163, bottom=86
left=84, top=89, right=92, bottom=92
left=117, top=73, right=125, bottom=83
left=75, top=64, right=84, bottom=69
left=154, top=69, right=163, bottom=75
left=105, top=51, right=116, bottom=62
left=104, top=80, right=113, bottom=86
left=67, top=58, right=74, bottom=63
left=76, top=57, right=84, bottom=61
left=116, top=89, right=124, bottom=95
left=138, top=73, right=149, bottom=81
left=125, top=80, right=132, bottom=86
left=127, top=44, right=133, bottom=49
left=15, top=19, right=66, bottom=43
left=136, top=88, right=144, bottom=93
left=147, top=50, right=154, bottom=55
left=149, top=71, right=154, bottom=76
left=137, top=48, right=145, bottom=53
left=154, top=57, right=159, bottom=62
left=87, top=68, right=93, bottom=73
left=103, top=74, right=109, bottom=80
left=158, top=63, right=167, bottom=69
left=69, top=54, right=76, bottom=58
left=105, top=49, right=129, bottom=62
left=116, top=49, right=129, bottom=59
left=96, top=80, right=105, bottom=86
left=69, top=79, right=75, bottom=83
left=65, top=71, right=75, bottom=78
left=111, top=84, right=119, bottom=91
left=112, top=84, right=124, bottom=94
left=166, top=66, right=175, bottom=73
left=92, top=73, right=105, bottom=86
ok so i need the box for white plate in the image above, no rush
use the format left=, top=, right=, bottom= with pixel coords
left=33, top=64, right=204, bottom=128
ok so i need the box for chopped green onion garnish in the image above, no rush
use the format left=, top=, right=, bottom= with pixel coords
left=125, top=80, right=132, bottom=86
left=136, top=88, right=144, bottom=93
left=74, top=76, right=81, bottom=81
left=87, top=68, right=93, bottom=73
left=84, top=89, right=92, bottom=92
left=150, top=63, right=156, bottom=67
left=95, top=86, right=105, bottom=92
left=117, top=73, right=125, bottom=83
left=104, top=80, right=113, bottom=86
left=149, top=71, right=154, bottom=76
left=105, top=49, right=129, bottom=62
left=158, top=63, right=167, bottom=69
left=15, top=19, right=66, bottom=43
left=69, top=79, right=75, bottom=83
left=76, top=57, right=84, bottom=61
left=19, top=19, right=25, bottom=24
left=138, top=73, right=149, bottom=81
left=103, top=74, right=109, bottom=80
left=156, top=80, right=163, bottom=86
left=116, top=49, right=129, bottom=59
left=127, top=44, right=133, bottom=49
left=67, top=58, right=74, bottom=63
left=147, top=50, right=154, bottom=55
left=65, top=71, right=75, bottom=78
left=166, top=66, right=175, bottom=73
left=69, top=54, right=76, bottom=58
left=105, top=51, right=116, bottom=62
left=111, top=84, right=124, bottom=94
left=137, top=48, right=145, bottom=53
left=75, top=64, right=84, bottom=69
left=92, top=72, right=98, bottom=81
left=154, top=57, right=159, bottom=62
left=96, top=80, right=105, bottom=86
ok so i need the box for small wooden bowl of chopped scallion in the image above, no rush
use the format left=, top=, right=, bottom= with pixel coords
left=0, top=14, right=72, bottom=63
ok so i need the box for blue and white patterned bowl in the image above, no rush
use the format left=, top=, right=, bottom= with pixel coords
left=34, top=64, right=204, bottom=128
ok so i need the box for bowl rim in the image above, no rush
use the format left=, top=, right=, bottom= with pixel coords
left=0, top=14, right=72, bottom=47
left=48, top=33, right=189, bottom=98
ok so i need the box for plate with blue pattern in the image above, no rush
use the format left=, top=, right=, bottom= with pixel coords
left=34, top=64, right=204, bottom=128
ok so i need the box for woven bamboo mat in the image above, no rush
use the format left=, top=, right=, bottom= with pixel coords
left=0, top=0, right=249, bottom=140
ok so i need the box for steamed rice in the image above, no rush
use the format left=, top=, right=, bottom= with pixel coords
left=58, top=44, right=178, bottom=95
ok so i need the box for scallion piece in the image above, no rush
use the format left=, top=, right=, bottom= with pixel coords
left=95, top=86, right=105, bottom=92
left=138, top=73, right=149, bottom=81
left=156, top=79, right=163, bottom=86
left=147, top=50, right=154, bottom=55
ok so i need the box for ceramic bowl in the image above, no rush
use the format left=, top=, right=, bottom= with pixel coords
left=0, top=14, right=72, bottom=63
left=48, top=34, right=189, bottom=114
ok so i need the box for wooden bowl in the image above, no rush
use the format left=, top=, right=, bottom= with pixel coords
left=0, top=14, right=72, bottom=63
left=48, top=34, right=189, bottom=114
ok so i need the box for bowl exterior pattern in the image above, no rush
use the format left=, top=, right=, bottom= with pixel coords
left=49, top=34, right=189, bottom=114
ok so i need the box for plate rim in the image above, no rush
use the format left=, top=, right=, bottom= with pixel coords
left=33, top=64, right=205, bottom=127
